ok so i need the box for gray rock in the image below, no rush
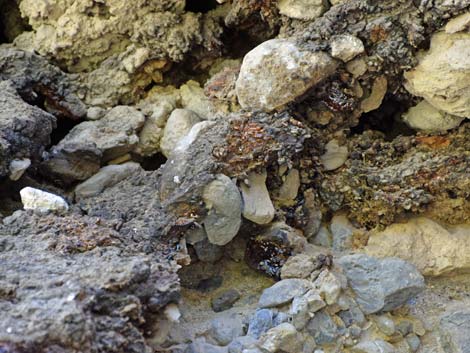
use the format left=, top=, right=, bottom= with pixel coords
left=236, top=39, right=338, bottom=111
left=193, top=238, right=224, bottom=263
left=405, top=334, right=420, bottom=352
left=330, top=214, right=356, bottom=251
left=188, top=338, right=229, bottom=353
left=290, top=296, right=310, bottom=330
left=351, top=340, right=397, bottom=353
left=272, top=312, right=291, bottom=327
left=248, top=309, right=274, bottom=338
left=330, top=34, right=365, bottom=62
left=338, top=305, right=366, bottom=327
left=281, top=254, right=317, bottom=279
left=160, top=108, right=201, bottom=157
left=258, top=279, right=312, bottom=308
left=375, top=315, right=395, bottom=336
left=202, top=174, right=242, bottom=246
left=305, top=310, right=339, bottom=345
left=228, top=335, right=257, bottom=353
left=210, top=314, right=245, bottom=346
left=9, top=158, right=31, bottom=181
left=258, top=323, right=304, bottom=353
left=212, top=289, right=241, bottom=313
left=20, top=187, right=69, bottom=215
left=240, top=170, right=275, bottom=225
left=75, top=162, right=142, bottom=199
left=337, top=254, right=425, bottom=314
left=439, top=308, right=470, bottom=353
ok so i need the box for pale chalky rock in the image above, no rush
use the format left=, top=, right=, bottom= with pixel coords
left=203, top=174, right=242, bottom=246
left=321, top=140, right=348, bottom=171
left=361, top=76, right=387, bottom=113
left=75, top=162, right=141, bottom=199
left=9, top=159, right=31, bottom=181
left=337, top=254, right=425, bottom=314
left=240, top=170, right=275, bottom=225
left=402, top=100, right=464, bottom=132
left=160, top=109, right=201, bottom=157
left=20, top=187, right=69, bottom=214
left=236, top=39, right=338, bottom=111
left=258, top=323, right=305, bottom=353
left=365, top=217, right=470, bottom=276
left=445, top=12, right=470, bottom=34
left=277, top=0, right=326, bottom=20
left=404, top=31, right=470, bottom=118
left=330, top=34, right=365, bottom=62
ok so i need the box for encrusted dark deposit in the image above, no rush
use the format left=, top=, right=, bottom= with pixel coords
left=1, top=0, right=470, bottom=352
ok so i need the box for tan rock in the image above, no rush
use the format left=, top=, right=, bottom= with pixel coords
left=365, top=217, right=470, bottom=276
left=445, top=12, right=470, bottom=34
left=360, top=76, right=387, bottom=113
left=240, top=170, right=275, bottom=225
left=402, top=100, right=464, bottom=132
left=277, top=0, right=326, bottom=20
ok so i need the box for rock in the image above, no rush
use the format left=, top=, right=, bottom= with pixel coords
left=202, top=174, right=242, bottom=246
left=236, top=39, right=338, bottom=111
left=185, top=226, right=208, bottom=245
left=290, top=296, right=310, bottom=330
left=20, top=187, right=69, bottom=215
left=276, top=168, right=300, bottom=205
left=405, top=334, right=420, bottom=352
left=228, top=336, right=258, bottom=353
left=160, top=109, right=201, bottom=157
left=258, top=279, right=312, bottom=308
left=211, top=289, right=241, bottom=313
left=330, top=35, right=365, bottom=62
left=321, top=140, right=349, bottom=171
left=9, top=158, right=31, bottom=181
left=0, top=81, right=55, bottom=179
left=303, top=289, right=326, bottom=313
left=302, top=189, right=323, bottom=239
left=247, top=309, right=274, bottom=339
left=193, top=238, right=224, bottom=263
left=180, top=80, right=212, bottom=119
left=402, top=100, right=464, bottom=132
left=281, top=254, right=317, bottom=279
left=360, top=76, right=388, bottom=113
left=445, top=12, right=470, bottom=34
left=163, top=303, right=181, bottom=322
left=313, top=269, right=342, bottom=305
left=404, top=31, right=470, bottom=118
left=210, top=314, right=245, bottom=346
left=86, top=106, right=106, bottom=120
left=337, top=254, right=425, bottom=314
left=240, top=170, right=276, bottom=225
left=75, top=162, right=142, bottom=199
left=439, top=308, right=470, bottom=353
left=258, top=323, right=304, bottom=353
left=351, top=340, right=397, bottom=353
left=277, top=0, right=326, bottom=20
left=338, top=305, right=366, bottom=327
left=305, top=310, right=339, bottom=345
left=346, top=57, right=368, bottom=77
left=364, top=217, right=470, bottom=276
left=330, top=214, right=358, bottom=251
left=374, top=315, right=396, bottom=336
left=188, top=338, right=229, bottom=353
left=312, top=226, right=332, bottom=247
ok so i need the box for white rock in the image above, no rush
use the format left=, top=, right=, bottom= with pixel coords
left=277, top=0, right=326, bottom=20
left=203, top=174, right=242, bottom=246
left=20, top=187, right=69, bottom=214
left=160, top=109, right=201, bottom=157
left=9, top=159, right=31, bottom=181
left=240, top=170, right=275, bottom=225
left=236, top=39, right=338, bottom=111
left=404, top=31, right=470, bottom=118
left=321, top=140, right=348, bottom=171
left=402, top=100, right=464, bottom=132
left=314, top=269, right=342, bottom=305
left=330, top=34, right=365, bottom=62
left=163, top=303, right=181, bottom=323
left=445, top=12, right=470, bottom=34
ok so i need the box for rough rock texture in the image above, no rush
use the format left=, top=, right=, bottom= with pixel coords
left=277, top=0, right=326, bottom=21
left=20, top=186, right=68, bottom=214
left=236, top=38, right=338, bottom=111
left=439, top=308, right=470, bottom=353
left=365, top=217, right=470, bottom=277
left=0, top=80, right=56, bottom=178
left=404, top=31, right=470, bottom=118
left=337, top=254, right=425, bottom=314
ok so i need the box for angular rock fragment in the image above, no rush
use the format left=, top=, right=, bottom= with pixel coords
left=439, top=308, right=470, bottom=353
left=20, top=187, right=69, bottom=214
left=258, top=278, right=312, bottom=308
left=277, top=0, right=326, bottom=20
left=160, top=108, right=201, bottom=157
left=320, top=139, right=348, bottom=171
left=352, top=340, right=397, bottom=353
left=258, top=323, right=305, bottom=353
left=236, top=39, right=338, bottom=111
left=9, top=158, right=31, bottom=181
left=203, top=174, right=242, bottom=246
left=337, top=254, right=425, bottom=314
left=402, top=100, right=464, bottom=132
left=240, top=170, right=276, bottom=225
left=330, top=34, right=365, bottom=62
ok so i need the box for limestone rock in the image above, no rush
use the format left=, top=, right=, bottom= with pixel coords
left=352, top=340, right=397, bottom=353
left=364, top=217, right=470, bottom=276
left=277, top=0, right=326, bottom=21
left=202, top=174, right=242, bottom=246
left=9, top=159, right=31, bottom=181
left=330, top=34, right=365, bottom=62
left=404, top=31, right=470, bottom=118
left=337, top=254, right=425, bottom=314
left=281, top=254, right=317, bottom=279
left=321, top=140, right=348, bottom=171
left=75, top=162, right=142, bottom=199
left=160, top=109, right=201, bottom=158
left=313, top=269, right=342, bottom=305
left=361, top=76, right=388, bottom=113
left=211, top=289, right=241, bottom=313
left=258, top=279, right=312, bottom=308
left=20, top=187, right=69, bottom=214
left=258, top=323, right=304, bottom=353
left=402, top=100, right=464, bottom=132
left=445, top=12, right=470, bottom=34
left=236, top=39, right=338, bottom=111
left=240, top=170, right=276, bottom=225
left=193, top=238, right=224, bottom=263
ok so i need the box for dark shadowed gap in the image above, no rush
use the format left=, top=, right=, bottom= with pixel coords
left=138, top=153, right=168, bottom=171
left=49, top=118, right=80, bottom=146
left=185, top=0, right=219, bottom=13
